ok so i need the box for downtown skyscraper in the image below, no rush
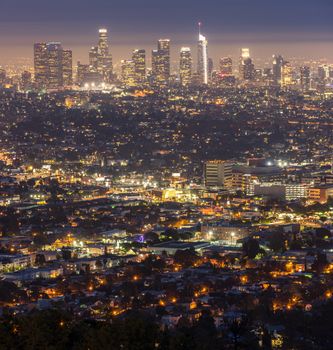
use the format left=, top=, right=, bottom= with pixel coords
left=62, top=50, right=73, bottom=87
left=300, top=66, right=311, bottom=91
left=219, top=57, right=233, bottom=76
left=34, top=42, right=73, bottom=90
left=179, top=47, right=192, bottom=86
left=152, top=39, right=170, bottom=86
left=197, top=24, right=208, bottom=85
left=272, top=54, right=284, bottom=86
left=239, top=48, right=254, bottom=81
left=119, top=49, right=146, bottom=87
left=34, top=43, right=48, bottom=88
left=88, top=29, right=113, bottom=83
left=281, top=61, right=293, bottom=88
left=132, top=49, right=146, bottom=85
left=97, top=29, right=113, bottom=82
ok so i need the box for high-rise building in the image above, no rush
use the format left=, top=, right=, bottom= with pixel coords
left=318, top=65, right=329, bottom=82
left=34, top=42, right=72, bottom=90
left=300, top=66, right=310, bottom=92
left=152, top=39, right=170, bottom=86
left=281, top=61, right=293, bottom=87
left=179, top=47, right=192, bottom=86
left=62, top=49, right=73, bottom=87
left=204, top=160, right=233, bottom=188
left=239, top=48, right=254, bottom=81
left=34, top=43, right=48, bottom=89
left=89, top=46, right=99, bottom=73
left=77, top=62, right=90, bottom=86
left=241, top=48, right=250, bottom=60
left=272, top=54, right=284, bottom=85
left=208, top=58, right=214, bottom=79
left=132, top=49, right=146, bottom=85
left=0, top=68, right=6, bottom=87
left=97, top=29, right=113, bottom=83
left=21, top=71, right=32, bottom=91
left=46, top=42, right=63, bottom=89
left=151, top=50, right=159, bottom=82
left=120, top=60, right=136, bottom=87
left=158, top=39, right=170, bottom=53
left=197, top=24, right=208, bottom=85
left=219, top=57, right=233, bottom=76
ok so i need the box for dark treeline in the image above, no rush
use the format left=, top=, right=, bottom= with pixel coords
left=1, top=302, right=333, bottom=350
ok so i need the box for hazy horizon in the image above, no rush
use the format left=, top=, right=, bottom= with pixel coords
left=1, top=0, right=332, bottom=66
left=1, top=35, right=332, bottom=68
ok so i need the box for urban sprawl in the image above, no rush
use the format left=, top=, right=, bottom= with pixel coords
left=0, top=27, right=333, bottom=349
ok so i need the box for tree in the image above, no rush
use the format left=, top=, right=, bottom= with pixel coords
left=312, top=253, right=328, bottom=274
left=268, top=232, right=286, bottom=253
left=178, top=231, right=194, bottom=241
left=0, top=281, right=27, bottom=304
left=35, top=253, right=46, bottom=266
left=242, top=238, right=260, bottom=259
left=228, top=317, right=248, bottom=350
left=144, top=231, right=159, bottom=243
left=164, top=228, right=180, bottom=241
left=315, top=227, right=331, bottom=239
left=174, top=249, right=199, bottom=268
left=0, top=208, right=20, bottom=236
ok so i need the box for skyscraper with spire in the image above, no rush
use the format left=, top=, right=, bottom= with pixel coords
left=197, top=22, right=208, bottom=85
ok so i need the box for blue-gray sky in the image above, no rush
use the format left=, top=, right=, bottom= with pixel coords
left=1, top=0, right=333, bottom=64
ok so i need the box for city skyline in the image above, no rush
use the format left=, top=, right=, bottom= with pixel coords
left=1, top=31, right=333, bottom=70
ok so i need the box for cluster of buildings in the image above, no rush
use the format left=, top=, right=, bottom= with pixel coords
left=1, top=26, right=332, bottom=93
left=204, top=159, right=333, bottom=203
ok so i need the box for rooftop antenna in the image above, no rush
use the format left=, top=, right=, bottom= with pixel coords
left=198, top=21, right=202, bottom=36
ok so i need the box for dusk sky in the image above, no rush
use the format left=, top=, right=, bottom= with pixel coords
left=1, top=0, right=333, bottom=64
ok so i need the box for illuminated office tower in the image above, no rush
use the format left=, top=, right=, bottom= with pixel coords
left=272, top=54, right=284, bottom=85
left=0, top=68, right=6, bottom=86
left=179, top=47, right=192, bottom=86
left=329, top=66, right=333, bottom=79
left=241, top=48, right=250, bottom=60
left=151, top=50, right=161, bottom=84
left=97, top=29, right=113, bottom=82
left=132, top=49, right=146, bottom=84
left=197, top=23, right=208, bottom=84
left=77, top=62, right=90, bottom=86
left=204, top=160, right=233, bottom=188
left=89, top=46, right=99, bottom=72
left=21, top=71, right=32, bottom=91
left=152, top=39, right=170, bottom=86
left=121, top=60, right=136, bottom=87
left=318, top=65, right=329, bottom=82
left=219, top=57, right=233, bottom=76
left=34, top=43, right=48, bottom=89
left=239, top=48, right=254, bottom=81
left=62, top=49, right=73, bottom=87
left=317, top=65, right=328, bottom=92
left=242, top=58, right=255, bottom=81
left=300, top=66, right=310, bottom=92
left=157, top=39, right=170, bottom=82
left=281, top=61, right=293, bottom=87
left=239, top=48, right=247, bottom=79
left=208, top=58, right=213, bottom=79
left=46, top=42, right=63, bottom=89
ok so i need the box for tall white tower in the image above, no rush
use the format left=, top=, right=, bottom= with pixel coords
left=197, top=22, right=208, bottom=85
